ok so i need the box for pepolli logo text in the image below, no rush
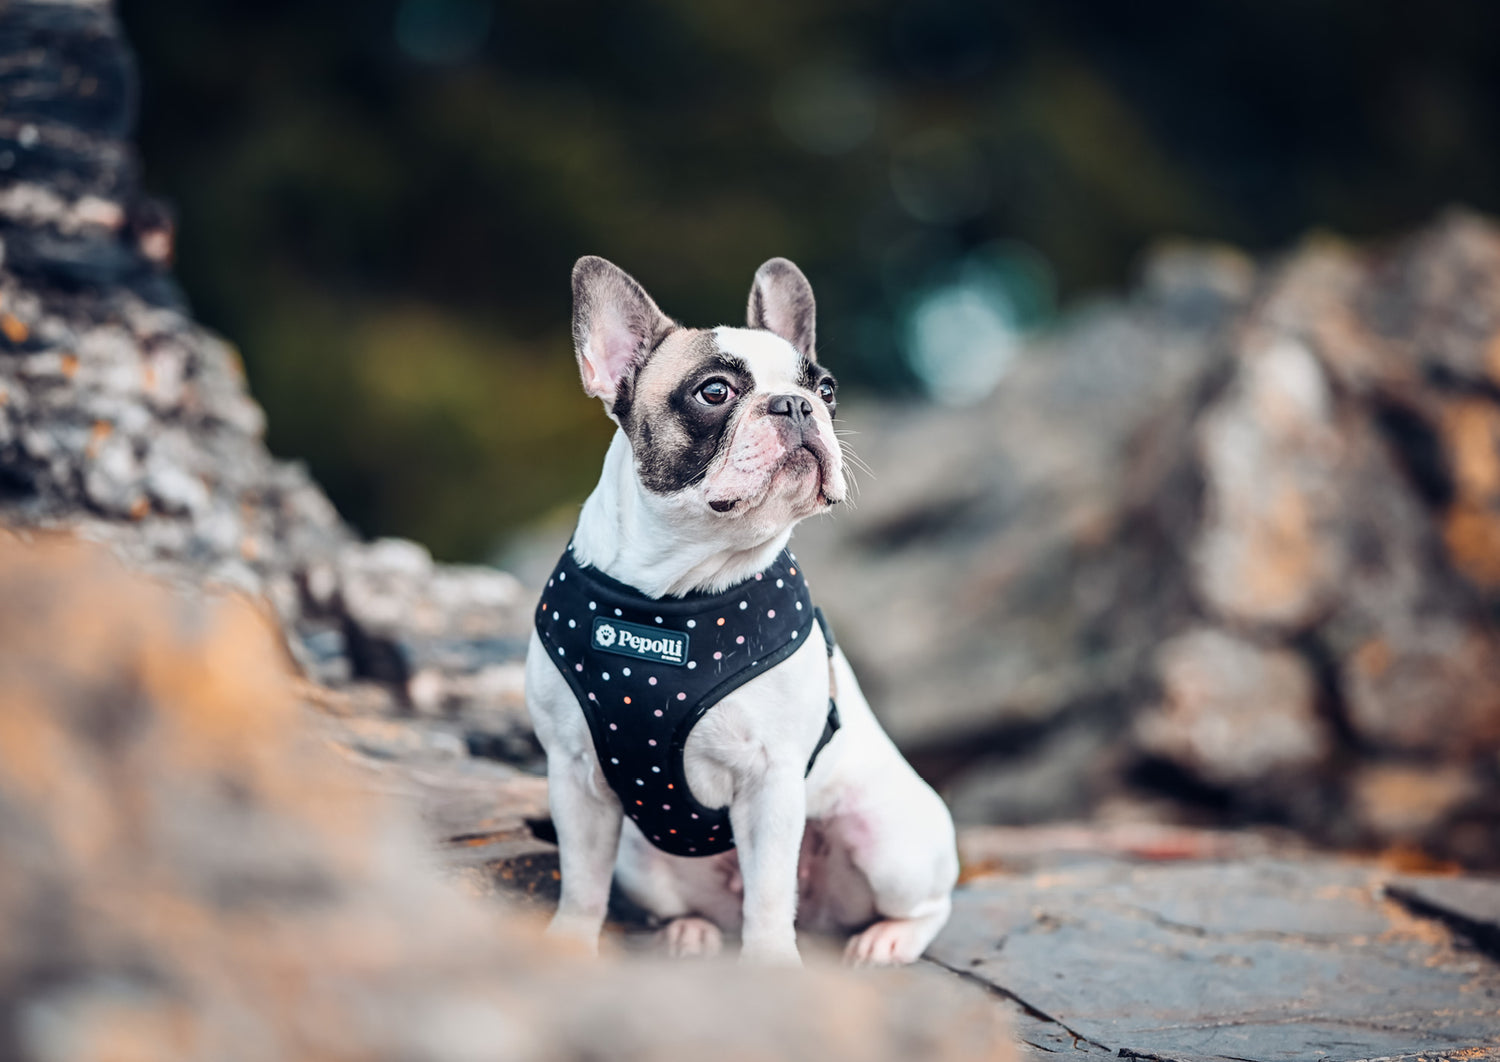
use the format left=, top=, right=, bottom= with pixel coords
left=591, top=616, right=688, bottom=666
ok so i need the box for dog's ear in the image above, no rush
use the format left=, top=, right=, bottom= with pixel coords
left=747, top=257, right=816, bottom=361
left=572, top=256, right=675, bottom=408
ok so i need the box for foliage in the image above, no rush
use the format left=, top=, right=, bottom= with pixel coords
left=120, top=0, right=1500, bottom=559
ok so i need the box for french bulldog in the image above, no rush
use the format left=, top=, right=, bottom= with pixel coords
left=525, top=255, right=957, bottom=965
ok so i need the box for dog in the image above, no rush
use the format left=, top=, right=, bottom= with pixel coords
left=525, top=255, right=957, bottom=965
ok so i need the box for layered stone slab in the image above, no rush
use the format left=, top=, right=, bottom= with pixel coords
left=928, top=860, right=1500, bottom=1061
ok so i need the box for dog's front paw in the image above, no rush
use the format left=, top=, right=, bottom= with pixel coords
left=657, top=916, right=724, bottom=959
left=843, top=919, right=931, bottom=967
left=545, top=914, right=602, bottom=958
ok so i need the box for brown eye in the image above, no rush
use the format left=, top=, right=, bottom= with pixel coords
left=817, top=380, right=836, bottom=404
left=697, top=379, right=734, bottom=405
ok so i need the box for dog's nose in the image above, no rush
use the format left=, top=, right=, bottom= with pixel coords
left=767, top=393, right=814, bottom=426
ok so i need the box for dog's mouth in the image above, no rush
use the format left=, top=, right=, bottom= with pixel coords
left=709, top=443, right=840, bottom=514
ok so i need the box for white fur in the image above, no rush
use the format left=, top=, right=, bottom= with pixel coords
left=527, top=324, right=958, bottom=965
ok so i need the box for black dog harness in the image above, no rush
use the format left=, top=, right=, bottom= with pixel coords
left=535, top=543, right=840, bottom=857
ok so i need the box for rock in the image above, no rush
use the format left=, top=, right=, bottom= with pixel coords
left=1191, top=334, right=1344, bottom=629
left=0, top=533, right=1015, bottom=1062
left=1136, top=628, right=1329, bottom=786
left=80, top=428, right=142, bottom=515
left=930, top=859, right=1500, bottom=1060
left=329, top=538, right=535, bottom=752
left=1387, top=876, right=1500, bottom=959
left=1342, top=625, right=1500, bottom=755
left=0, top=0, right=537, bottom=760
left=795, top=292, right=1228, bottom=751
left=956, top=822, right=1304, bottom=875
left=797, top=213, right=1500, bottom=865
left=1350, top=763, right=1483, bottom=842
left=946, top=723, right=1119, bottom=825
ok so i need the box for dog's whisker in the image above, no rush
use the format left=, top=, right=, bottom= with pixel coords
left=838, top=440, right=876, bottom=482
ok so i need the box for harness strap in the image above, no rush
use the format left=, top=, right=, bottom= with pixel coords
left=807, top=605, right=842, bottom=772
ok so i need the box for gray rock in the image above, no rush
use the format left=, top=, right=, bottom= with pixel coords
left=81, top=431, right=142, bottom=515
left=1387, top=875, right=1500, bottom=958
left=143, top=434, right=210, bottom=515
left=1136, top=628, right=1329, bottom=786
left=795, top=214, right=1500, bottom=865
left=930, top=859, right=1500, bottom=1060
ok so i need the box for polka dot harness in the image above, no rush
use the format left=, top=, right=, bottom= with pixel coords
left=535, top=544, right=840, bottom=858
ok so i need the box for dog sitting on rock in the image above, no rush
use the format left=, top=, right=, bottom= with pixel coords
left=526, top=256, right=957, bottom=965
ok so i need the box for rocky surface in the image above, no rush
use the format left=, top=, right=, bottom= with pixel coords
left=929, top=858, right=1500, bottom=1061
left=0, top=0, right=540, bottom=773
left=0, top=534, right=1015, bottom=1062
left=3, top=5, right=1500, bottom=1059
left=7, top=532, right=1496, bottom=1062
left=795, top=219, right=1500, bottom=867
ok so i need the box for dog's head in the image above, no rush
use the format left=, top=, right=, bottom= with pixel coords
left=571, top=256, right=847, bottom=537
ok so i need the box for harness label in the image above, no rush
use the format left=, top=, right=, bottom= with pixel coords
left=591, top=616, right=689, bottom=667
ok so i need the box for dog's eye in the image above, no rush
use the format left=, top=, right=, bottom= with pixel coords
left=697, top=379, right=734, bottom=406
left=816, top=380, right=836, bottom=405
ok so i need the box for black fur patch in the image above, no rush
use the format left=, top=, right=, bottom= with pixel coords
left=625, top=334, right=751, bottom=495
left=800, top=359, right=838, bottom=416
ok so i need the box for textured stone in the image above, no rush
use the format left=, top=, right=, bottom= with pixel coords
left=796, top=213, right=1500, bottom=864
left=1387, top=876, right=1500, bottom=958
left=929, top=859, right=1500, bottom=1060
left=1136, top=628, right=1329, bottom=785
left=1343, top=626, right=1500, bottom=756
left=1192, top=335, right=1345, bottom=628
left=1350, top=763, right=1483, bottom=840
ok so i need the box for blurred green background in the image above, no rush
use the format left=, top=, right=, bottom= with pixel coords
left=119, top=0, right=1500, bottom=561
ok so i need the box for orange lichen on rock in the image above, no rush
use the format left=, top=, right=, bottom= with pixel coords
left=1192, top=336, right=1343, bottom=628
left=1351, top=763, right=1480, bottom=839
left=1352, top=638, right=1392, bottom=680
left=85, top=419, right=112, bottom=457
left=1485, top=331, right=1500, bottom=388
left=1, top=312, right=30, bottom=344
left=1442, top=398, right=1500, bottom=498
left=1235, top=483, right=1323, bottom=618
left=1443, top=505, right=1500, bottom=588
left=1344, top=628, right=1500, bottom=756
left=1438, top=397, right=1500, bottom=589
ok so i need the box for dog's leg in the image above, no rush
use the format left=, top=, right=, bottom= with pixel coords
left=838, top=792, right=958, bottom=965
left=545, top=752, right=623, bottom=955
left=816, top=652, right=959, bottom=966
left=844, top=896, right=952, bottom=966
left=729, top=765, right=806, bottom=964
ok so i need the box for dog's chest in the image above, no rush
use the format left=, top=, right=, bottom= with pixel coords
left=535, top=545, right=822, bottom=856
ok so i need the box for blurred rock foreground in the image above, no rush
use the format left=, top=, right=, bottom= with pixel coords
left=1, top=2, right=1499, bottom=1060
left=0, top=535, right=1010, bottom=1062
